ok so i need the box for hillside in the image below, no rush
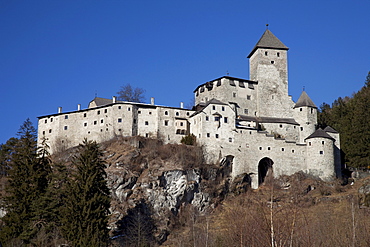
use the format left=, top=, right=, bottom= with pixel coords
left=53, top=137, right=370, bottom=246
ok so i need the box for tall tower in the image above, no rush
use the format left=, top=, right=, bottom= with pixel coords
left=248, top=29, right=291, bottom=118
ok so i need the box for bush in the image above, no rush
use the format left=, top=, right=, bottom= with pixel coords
left=181, top=134, right=196, bottom=146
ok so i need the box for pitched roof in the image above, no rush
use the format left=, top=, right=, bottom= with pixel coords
left=248, top=29, right=289, bottom=58
left=305, top=128, right=335, bottom=141
left=89, top=97, right=113, bottom=107
left=294, top=91, right=317, bottom=108
left=324, top=126, right=339, bottom=134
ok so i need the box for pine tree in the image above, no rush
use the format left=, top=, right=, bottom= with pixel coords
left=0, top=119, right=52, bottom=245
left=61, top=139, right=110, bottom=247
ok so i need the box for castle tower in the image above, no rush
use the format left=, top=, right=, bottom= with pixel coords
left=248, top=29, right=290, bottom=118
left=294, top=91, right=318, bottom=143
left=324, top=126, right=342, bottom=178
left=305, top=129, right=335, bottom=180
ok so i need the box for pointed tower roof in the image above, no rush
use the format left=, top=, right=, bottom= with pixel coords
left=294, top=91, right=317, bottom=109
left=248, top=29, right=289, bottom=58
left=324, top=126, right=339, bottom=134
left=305, top=128, right=335, bottom=141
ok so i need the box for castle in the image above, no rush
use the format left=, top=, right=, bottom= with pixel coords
left=38, top=29, right=342, bottom=189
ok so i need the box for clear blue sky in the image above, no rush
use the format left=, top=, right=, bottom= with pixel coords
left=1, top=0, right=369, bottom=144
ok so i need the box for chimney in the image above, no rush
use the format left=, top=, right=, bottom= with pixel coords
left=77, top=104, right=81, bottom=111
left=180, top=102, right=184, bottom=109
left=151, top=97, right=155, bottom=105
left=58, top=107, right=62, bottom=113
left=112, top=96, right=116, bottom=103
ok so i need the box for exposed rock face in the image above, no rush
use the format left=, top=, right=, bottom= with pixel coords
left=100, top=137, right=251, bottom=243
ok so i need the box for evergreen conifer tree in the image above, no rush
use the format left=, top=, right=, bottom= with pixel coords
left=0, top=119, right=52, bottom=245
left=61, top=139, right=110, bottom=247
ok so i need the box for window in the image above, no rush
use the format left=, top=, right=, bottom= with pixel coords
left=51, top=118, right=53, bottom=122
left=207, top=133, right=210, bottom=137
left=279, top=124, right=283, bottom=128
left=309, top=142, right=312, bottom=146
left=101, top=119, right=104, bottom=123
left=133, top=119, right=136, bottom=124
left=229, top=138, right=232, bottom=142
left=104, top=109, right=107, bottom=113
left=128, top=107, right=131, bottom=111
left=300, top=108, right=302, bottom=112
left=215, top=134, right=219, bottom=138
left=224, top=117, right=228, bottom=123
left=222, top=106, right=225, bottom=111
left=281, top=148, right=285, bottom=151
left=187, top=112, right=190, bottom=116
left=65, top=115, right=68, bottom=119
left=164, top=120, right=169, bottom=126
left=300, top=127, right=303, bottom=131
left=145, top=121, right=149, bottom=125
left=292, top=150, right=295, bottom=153
left=212, top=106, right=216, bottom=110
left=277, top=52, right=280, bottom=57
left=205, top=116, right=209, bottom=121
left=118, top=106, right=121, bottom=109
left=42, top=131, right=45, bottom=135
left=259, top=147, right=262, bottom=150
left=271, top=61, right=274, bottom=64
left=247, top=95, right=251, bottom=100
left=267, top=147, right=271, bottom=150
left=138, top=111, right=141, bottom=114
left=322, top=141, right=325, bottom=145
left=244, top=109, right=248, bottom=114
left=84, top=122, right=87, bottom=127
left=265, top=51, right=268, bottom=56
left=233, top=92, right=236, bottom=97
left=118, top=129, right=122, bottom=132
left=44, top=119, right=47, bottom=123
left=49, top=129, right=52, bottom=133
left=94, top=121, right=97, bottom=125
left=100, top=129, right=103, bottom=132
left=176, top=112, right=179, bottom=116
left=97, top=110, right=100, bottom=115
left=180, top=122, right=184, bottom=126
left=319, top=151, right=324, bottom=155
left=84, top=113, right=87, bottom=117
left=214, top=116, right=220, bottom=121
left=165, top=111, right=168, bottom=115
left=118, top=118, right=122, bottom=123
left=145, top=133, right=149, bottom=138
left=64, top=126, right=68, bottom=130
left=149, top=112, right=152, bottom=115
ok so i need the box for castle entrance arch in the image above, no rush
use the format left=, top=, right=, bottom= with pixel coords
left=258, top=157, right=274, bottom=185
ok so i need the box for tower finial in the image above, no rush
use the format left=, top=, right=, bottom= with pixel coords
left=266, top=23, right=269, bottom=30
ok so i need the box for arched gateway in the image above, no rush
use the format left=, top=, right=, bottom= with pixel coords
left=258, top=157, right=274, bottom=185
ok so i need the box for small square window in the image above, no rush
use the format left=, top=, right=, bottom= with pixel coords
left=145, top=121, right=149, bottom=125
left=118, top=106, right=121, bottom=109
left=320, top=151, right=324, bottom=154
left=300, top=127, right=303, bottom=131
left=145, top=133, right=149, bottom=138
left=51, top=118, right=53, bottom=122
left=214, top=116, right=220, bottom=121
left=233, top=92, right=236, bottom=97
left=292, top=150, right=295, bottom=153
left=229, top=137, right=232, bottom=142
left=101, top=119, right=104, bottom=123
left=279, top=124, right=283, bottom=128
left=267, top=147, right=271, bottom=150
left=138, top=111, right=141, bottom=114
left=206, top=116, right=209, bottom=121
left=84, top=122, right=87, bottom=127
left=84, top=113, right=87, bottom=117
left=42, top=131, right=45, bottom=135
left=187, top=112, right=190, bottom=116
left=247, top=95, right=251, bottom=100
left=207, top=133, right=210, bottom=137
left=224, top=117, right=228, bottom=123
left=180, top=122, right=184, bottom=126
left=215, top=134, right=219, bottom=138
left=322, top=141, right=325, bottom=145
left=281, top=148, right=285, bottom=151
left=212, top=106, right=216, bottom=110
left=104, top=109, right=107, bottom=113
left=164, top=120, right=169, bottom=126
left=65, top=115, right=68, bottom=119
left=176, top=112, right=179, bottom=116
left=165, top=111, right=168, bottom=115
left=149, top=112, right=152, bottom=115
left=64, top=126, right=68, bottom=130
left=222, top=106, right=225, bottom=111
left=128, top=107, right=131, bottom=111
left=259, top=147, right=262, bottom=150
left=49, top=129, right=52, bottom=133
left=118, top=118, right=122, bottom=123
left=277, top=52, right=280, bottom=57
left=97, top=111, right=100, bottom=115
left=244, top=109, right=248, bottom=114
left=94, top=121, right=97, bottom=125
left=44, top=119, right=47, bottom=123
left=265, top=51, right=268, bottom=56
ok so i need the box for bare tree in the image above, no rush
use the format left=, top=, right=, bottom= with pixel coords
left=117, top=83, right=145, bottom=103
